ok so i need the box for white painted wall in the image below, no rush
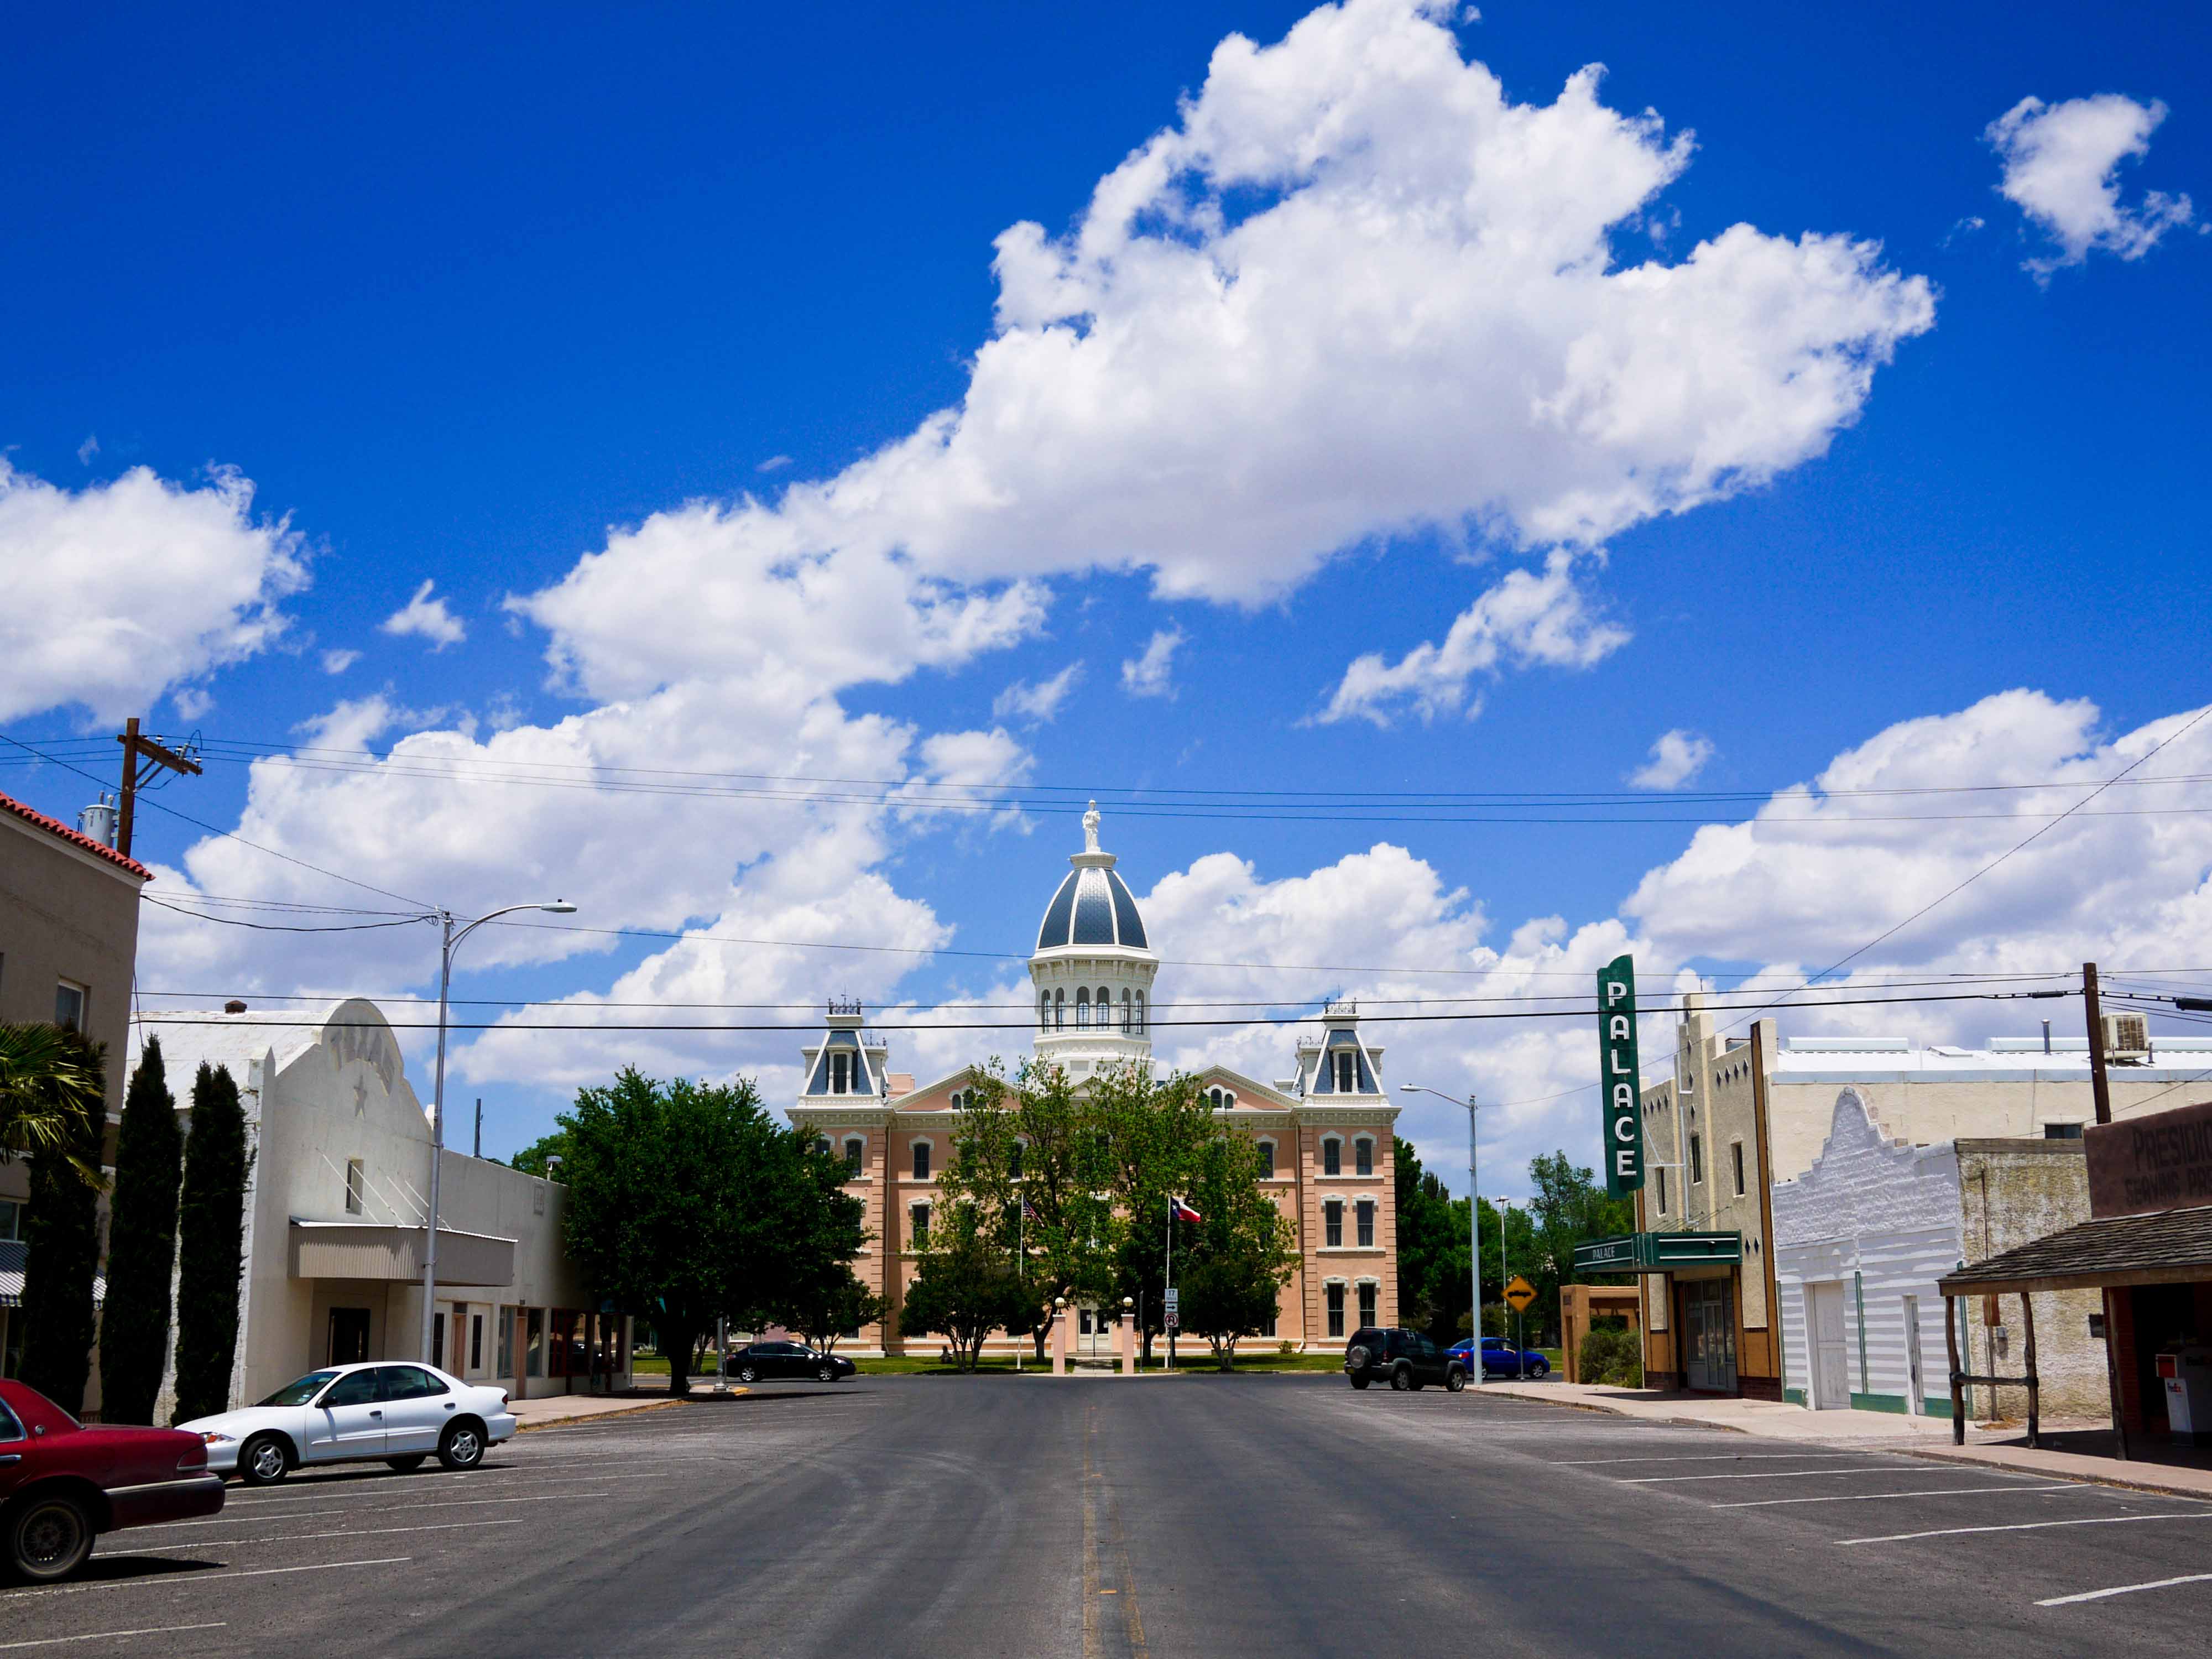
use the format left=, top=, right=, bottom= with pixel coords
left=1772, top=1088, right=1963, bottom=1416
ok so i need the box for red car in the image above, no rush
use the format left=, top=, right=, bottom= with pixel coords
left=0, top=1380, right=226, bottom=1583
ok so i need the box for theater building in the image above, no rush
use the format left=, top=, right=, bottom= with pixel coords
left=787, top=811, right=1400, bottom=1354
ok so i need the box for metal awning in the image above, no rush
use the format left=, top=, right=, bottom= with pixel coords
left=0, top=1240, right=103, bottom=1310
left=288, top=1220, right=516, bottom=1288
left=1572, top=1231, right=1742, bottom=1275
left=1939, top=1202, right=2212, bottom=1297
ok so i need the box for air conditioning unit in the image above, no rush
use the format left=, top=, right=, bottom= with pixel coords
left=2102, top=1011, right=2151, bottom=1063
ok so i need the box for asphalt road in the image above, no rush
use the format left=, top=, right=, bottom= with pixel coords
left=6, top=1376, right=2211, bottom=1657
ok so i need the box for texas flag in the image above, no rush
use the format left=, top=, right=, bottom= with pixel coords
left=1170, top=1197, right=1203, bottom=1224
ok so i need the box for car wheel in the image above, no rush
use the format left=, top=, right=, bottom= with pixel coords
left=1446, top=1366, right=1467, bottom=1393
left=238, top=1433, right=291, bottom=1487
left=1349, top=1375, right=1371, bottom=1390
left=4, top=1492, right=94, bottom=1584
left=815, top=1363, right=836, bottom=1382
left=1533, top=1359, right=1550, bottom=1378
left=734, top=1364, right=759, bottom=1384
left=384, top=1455, right=427, bottom=1472
left=1389, top=1364, right=1412, bottom=1391
left=438, top=1421, right=486, bottom=1471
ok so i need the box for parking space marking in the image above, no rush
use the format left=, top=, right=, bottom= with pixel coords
left=119, top=1518, right=527, bottom=1550
left=0, top=1624, right=225, bottom=1651
left=1558, top=1453, right=1886, bottom=1466
left=2037, top=1571, right=2212, bottom=1607
left=1841, top=1511, right=2212, bottom=1545
left=0, top=1557, right=410, bottom=1603
left=1713, top=1483, right=2084, bottom=1509
left=1621, top=1466, right=1983, bottom=1484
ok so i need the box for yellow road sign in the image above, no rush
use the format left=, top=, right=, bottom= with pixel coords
left=1503, top=1275, right=1537, bottom=1312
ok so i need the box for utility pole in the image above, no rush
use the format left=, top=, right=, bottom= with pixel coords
left=114, top=717, right=202, bottom=858
left=473, top=1099, right=483, bottom=1159
left=2083, top=962, right=2113, bottom=1126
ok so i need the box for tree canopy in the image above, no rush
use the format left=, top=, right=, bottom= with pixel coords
left=174, top=1061, right=251, bottom=1423
left=17, top=1032, right=105, bottom=1416
left=100, top=1039, right=184, bottom=1424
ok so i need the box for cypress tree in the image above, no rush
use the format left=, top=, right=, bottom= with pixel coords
left=97, top=1040, right=183, bottom=1424
left=173, top=1062, right=250, bottom=1424
left=18, top=1037, right=106, bottom=1416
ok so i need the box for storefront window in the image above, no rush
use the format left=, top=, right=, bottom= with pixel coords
left=497, top=1306, right=515, bottom=1376
left=525, top=1308, right=545, bottom=1378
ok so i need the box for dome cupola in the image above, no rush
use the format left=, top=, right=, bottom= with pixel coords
left=1029, top=803, right=1158, bottom=1078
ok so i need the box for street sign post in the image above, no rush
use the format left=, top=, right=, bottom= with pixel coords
left=1598, top=952, right=1644, bottom=1197
left=1503, top=1275, right=1536, bottom=1313
left=1163, top=1287, right=1180, bottom=1329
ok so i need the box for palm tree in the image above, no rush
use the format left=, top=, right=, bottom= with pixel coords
left=0, top=1024, right=107, bottom=1181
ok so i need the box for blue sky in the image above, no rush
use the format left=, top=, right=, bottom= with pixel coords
left=4, top=2, right=2208, bottom=1187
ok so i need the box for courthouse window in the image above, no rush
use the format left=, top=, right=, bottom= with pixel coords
left=1323, top=1139, right=1342, bottom=1176
left=1256, top=1141, right=1275, bottom=1177
left=1358, top=1283, right=1377, bottom=1327
left=910, top=1204, right=930, bottom=1246
left=1356, top=1199, right=1375, bottom=1248
left=1327, top=1283, right=1345, bottom=1338
left=912, top=1142, right=931, bottom=1180
left=1324, top=1200, right=1343, bottom=1248
left=844, top=1138, right=864, bottom=1177
left=1354, top=1138, right=1374, bottom=1177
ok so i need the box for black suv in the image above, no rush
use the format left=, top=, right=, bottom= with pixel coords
left=1344, top=1327, right=1466, bottom=1392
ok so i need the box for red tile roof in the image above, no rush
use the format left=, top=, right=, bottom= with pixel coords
left=0, top=791, right=152, bottom=880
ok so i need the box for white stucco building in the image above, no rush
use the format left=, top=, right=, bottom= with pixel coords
left=129, top=999, right=627, bottom=1413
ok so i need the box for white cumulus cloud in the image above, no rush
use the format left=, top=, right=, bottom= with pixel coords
left=1321, top=550, right=1627, bottom=724
left=321, top=648, right=361, bottom=675
left=0, top=461, right=307, bottom=723
left=1629, top=728, right=1714, bottom=790
left=381, top=580, right=468, bottom=651
left=993, top=662, right=1084, bottom=724
left=1987, top=93, right=2194, bottom=277
left=1120, top=629, right=1185, bottom=700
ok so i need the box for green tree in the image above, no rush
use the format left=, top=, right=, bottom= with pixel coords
left=1094, top=1067, right=1219, bottom=1361
left=1176, top=1131, right=1297, bottom=1369
left=749, top=1129, right=869, bottom=1340
left=174, top=1062, right=251, bottom=1423
left=780, top=1264, right=884, bottom=1357
left=18, top=1035, right=106, bottom=1415
left=1394, top=1138, right=1469, bottom=1343
left=98, top=1040, right=183, bottom=1423
left=898, top=1204, right=1029, bottom=1370
left=509, top=1128, right=572, bottom=1178
left=0, top=1024, right=108, bottom=1171
left=557, top=1068, right=801, bottom=1396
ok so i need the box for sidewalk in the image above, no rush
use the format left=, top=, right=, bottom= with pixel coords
left=509, top=1389, right=690, bottom=1431
left=1478, top=1378, right=2212, bottom=1501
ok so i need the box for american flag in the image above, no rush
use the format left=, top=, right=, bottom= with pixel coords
left=1021, top=1196, right=1041, bottom=1223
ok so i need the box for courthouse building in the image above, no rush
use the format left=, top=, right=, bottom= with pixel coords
left=787, top=811, right=1400, bottom=1354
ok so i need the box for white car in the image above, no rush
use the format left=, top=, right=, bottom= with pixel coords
left=180, top=1360, right=518, bottom=1486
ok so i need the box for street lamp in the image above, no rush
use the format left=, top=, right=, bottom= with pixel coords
left=1402, top=1084, right=1485, bottom=1389
left=420, top=900, right=577, bottom=1363
left=1493, top=1194, right=1525, bottom=1379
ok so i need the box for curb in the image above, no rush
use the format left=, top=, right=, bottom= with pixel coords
left=514, top=1397, right=695, bottom=1433
left=1895, top=1444, right=2212, bottom=1505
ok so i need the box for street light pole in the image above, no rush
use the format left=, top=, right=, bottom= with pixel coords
left=1402, top=1085, right=1482, bottom=1389
left=420, top=900, right=577, bottom=1364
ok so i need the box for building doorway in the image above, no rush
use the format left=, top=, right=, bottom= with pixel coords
left=1809, top=1282, right=1850, bottom=1409
left=328, top=1307, right=371, bottom=1366
left=1683, top=1277, right=1738, bottom=1394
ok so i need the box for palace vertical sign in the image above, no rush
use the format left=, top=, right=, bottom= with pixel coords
left=1598, top=953, right=1644, bottom=1197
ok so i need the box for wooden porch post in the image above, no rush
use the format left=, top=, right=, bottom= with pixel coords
left=2101, top=1287, right=2130, bottom=1462
left=2020, top=1291, right=2039, bottom=1449
left=1944, top=1293, right=1964, bottom=1446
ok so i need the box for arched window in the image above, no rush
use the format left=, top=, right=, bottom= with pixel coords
left=1055, top=988, right=1065, bottom=1029
left=843, top=1137, right=864, bottom=1177
left=1076, top=987, right=1091, bottom=1027
left=1039, top=992, right=1050, bottom=1031
left=1135, top=990, right=1146, bottom=1032
left=1354, top=1136, right=1374, bottom=1178
left=1322, top=1136, right=1342, bottom=1176
left=912, top=1141, right=932, bottom=1181
left=1355, top=1198, right=1375, bottom=1247
left=1324, top=1199, right=1344, bottom=1246
left=909, top=1203, right=930, bottom=1246
left=1096, top=987, right=1110, bottom=1023
left=1121, top=988, right=1133, bottom=1030
left=1357, top=1281, right=1378, bottom=1327
left=1206, top=1087, right=1223, bottom=1109
left=1255, top=1140, right=1276, bottom=1177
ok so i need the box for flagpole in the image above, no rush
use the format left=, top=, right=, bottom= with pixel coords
left=1015, top=1188, right=1024, bottom=1374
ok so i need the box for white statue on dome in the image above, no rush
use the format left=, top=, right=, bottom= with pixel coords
left=1082, top=800, right=1101, bottom=853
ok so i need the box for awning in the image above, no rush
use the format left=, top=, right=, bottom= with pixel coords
left=0, top=1240, right=105, bottom=1310
left=1572, top=1230, right=1742, bottom=1275
left=288, top=1220, right=516, bottom=1288
left=1939, top=1202, right=2212, bottom=1297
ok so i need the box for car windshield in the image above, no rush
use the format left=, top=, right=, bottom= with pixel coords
left=259, top=1370, right=343, bottom=1407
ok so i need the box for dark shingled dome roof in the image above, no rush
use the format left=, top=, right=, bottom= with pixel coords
left=1037, top=864, right=1147, bottom=951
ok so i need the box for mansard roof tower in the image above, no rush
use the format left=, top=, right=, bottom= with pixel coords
left=1029, top=802, right=1158, bottom=1078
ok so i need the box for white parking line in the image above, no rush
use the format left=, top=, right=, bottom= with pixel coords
left=1843, top=1512, right=2212, bottom=1545
left=0, top=1624, right=225, bottom=1651
left=1623, top=1467, right=1989, bottom=1484
left=1713, top=1483, right=2084, bottom=1509
left=116, top=1519, right=526, bottom=1549
left=0, top=1557, right=410, bottom=1601
left=133, top=1490, right=611, bottom=1532
left=1559, top=1453, right=1890, bottom=1466
left=2038, top=1572, right=2212, bottom=1607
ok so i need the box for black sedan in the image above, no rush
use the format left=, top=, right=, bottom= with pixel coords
left=723, top=1341, right=855, bottom=1383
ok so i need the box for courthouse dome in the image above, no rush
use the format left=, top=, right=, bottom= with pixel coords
left=1035, top=862, right=1149, bottom=951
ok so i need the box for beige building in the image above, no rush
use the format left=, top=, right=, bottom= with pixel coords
left=789, top=813, right=1400, bottom=1354
left=0, top=790, right=151, bottom=1382
left=128, top=999, right=627, bottom=1412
